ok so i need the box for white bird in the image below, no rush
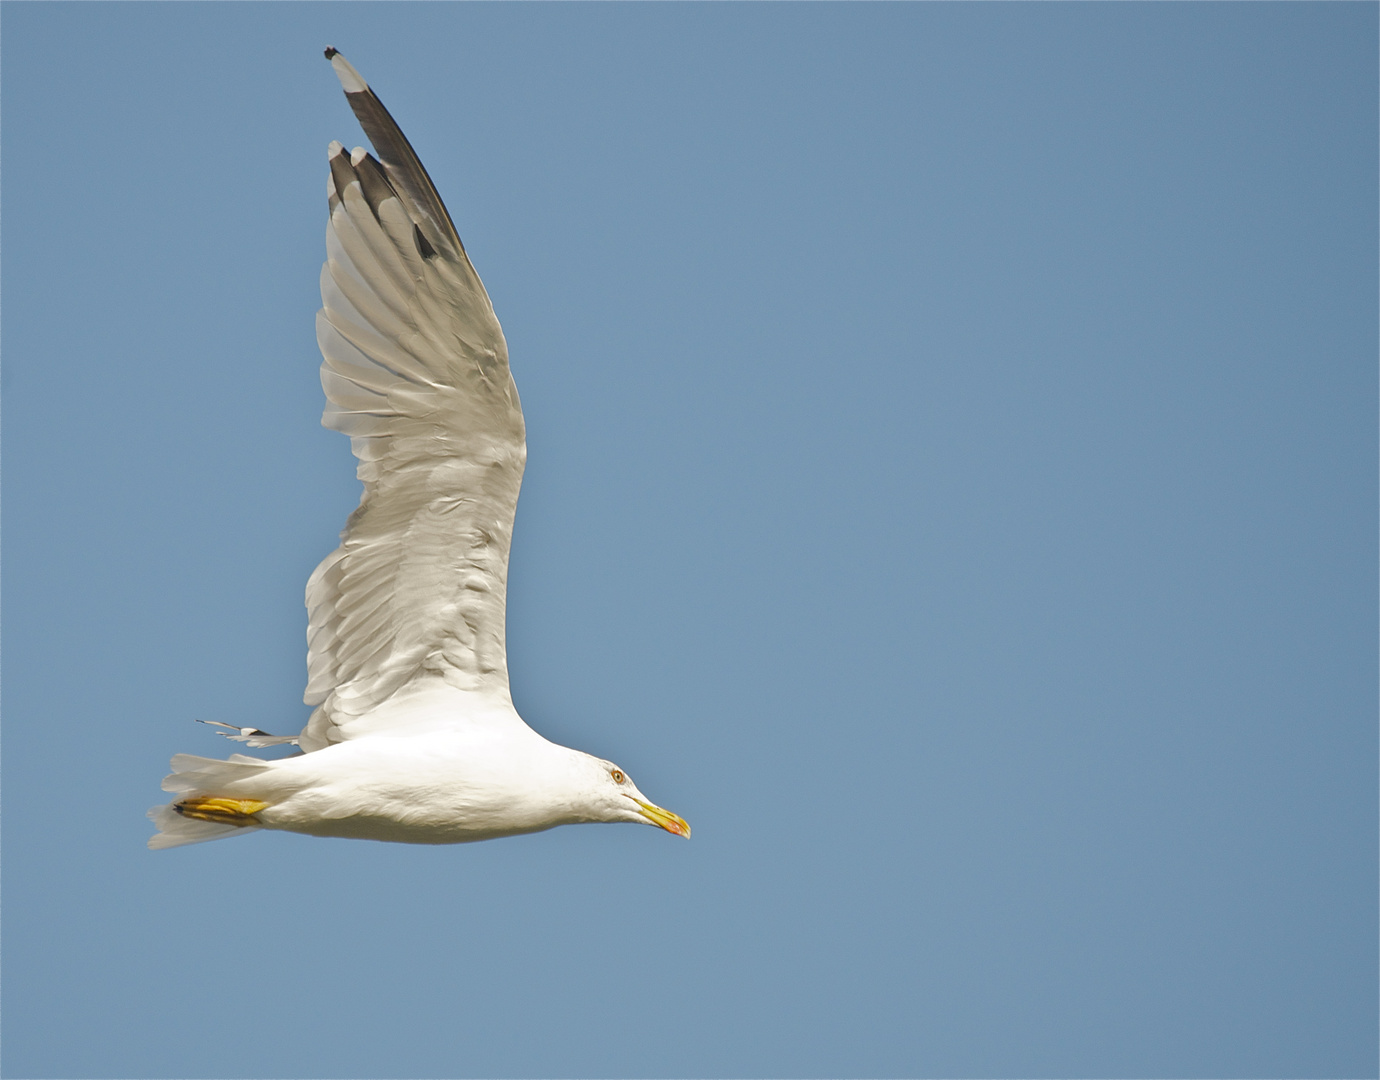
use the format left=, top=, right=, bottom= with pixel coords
left=148, top=49, right=689, bottom=850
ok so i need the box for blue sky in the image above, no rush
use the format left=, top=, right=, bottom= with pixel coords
left=2, top=4, right=1375, bottom=1078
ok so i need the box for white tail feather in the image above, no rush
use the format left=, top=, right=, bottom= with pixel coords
left=147, top=803, right=258, bottom=849
left=148, top=753, right=272, bottom=850
left=160, top=752, right=269, bottom=794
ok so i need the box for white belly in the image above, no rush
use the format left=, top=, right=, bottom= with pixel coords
left=244, top=730, right=586, bottom=845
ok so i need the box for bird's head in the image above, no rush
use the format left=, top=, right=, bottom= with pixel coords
left=581, top=756, right=690, bottom=838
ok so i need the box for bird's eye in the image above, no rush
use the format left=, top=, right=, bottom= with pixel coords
left=611, top=769, right=625, bottom=784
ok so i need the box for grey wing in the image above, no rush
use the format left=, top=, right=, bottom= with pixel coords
left=299, top=51, right=527, bottom=752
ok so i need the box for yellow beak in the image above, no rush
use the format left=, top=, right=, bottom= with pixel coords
left=634, top=798, right=691, bottom=838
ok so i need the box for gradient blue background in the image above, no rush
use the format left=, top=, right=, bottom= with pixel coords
left=3, top=4, right=1375, bottom=1078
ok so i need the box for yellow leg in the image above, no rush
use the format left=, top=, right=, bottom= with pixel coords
left=174, top=796, right=268, bottom=826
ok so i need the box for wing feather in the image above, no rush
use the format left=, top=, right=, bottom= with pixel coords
left=299, top=53, right=526, bottom=751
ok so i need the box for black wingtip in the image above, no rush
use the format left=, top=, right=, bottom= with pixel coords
left=324, top=46, right=339, bottom=60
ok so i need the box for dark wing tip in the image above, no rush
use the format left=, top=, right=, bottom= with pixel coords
left=324, top=46, right=339, bottom=60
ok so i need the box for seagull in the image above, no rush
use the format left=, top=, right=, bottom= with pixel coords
left=148, top=49, right=689, bottom=850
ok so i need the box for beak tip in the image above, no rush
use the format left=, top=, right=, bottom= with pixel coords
left=635, top=799, right=691, bottom=839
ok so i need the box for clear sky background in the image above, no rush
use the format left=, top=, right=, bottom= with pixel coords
left=2, top=4, right=1375, bottom=1079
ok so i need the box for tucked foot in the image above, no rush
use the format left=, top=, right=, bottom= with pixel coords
left=173, top=797, right=268, bottom=826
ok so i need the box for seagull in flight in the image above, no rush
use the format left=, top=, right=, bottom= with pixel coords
left=149, top=49, right=689, bottom=849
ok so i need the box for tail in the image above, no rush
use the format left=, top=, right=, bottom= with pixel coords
left=147, top=753, right=272, bottom=850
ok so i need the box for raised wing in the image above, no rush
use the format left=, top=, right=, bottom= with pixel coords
left=299, top=50, right=526, bottom=752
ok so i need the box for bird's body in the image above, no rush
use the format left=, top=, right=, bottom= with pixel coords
left=148, top=50, right=688, bottom=850
left=164, top=686, right=653, bottom=845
